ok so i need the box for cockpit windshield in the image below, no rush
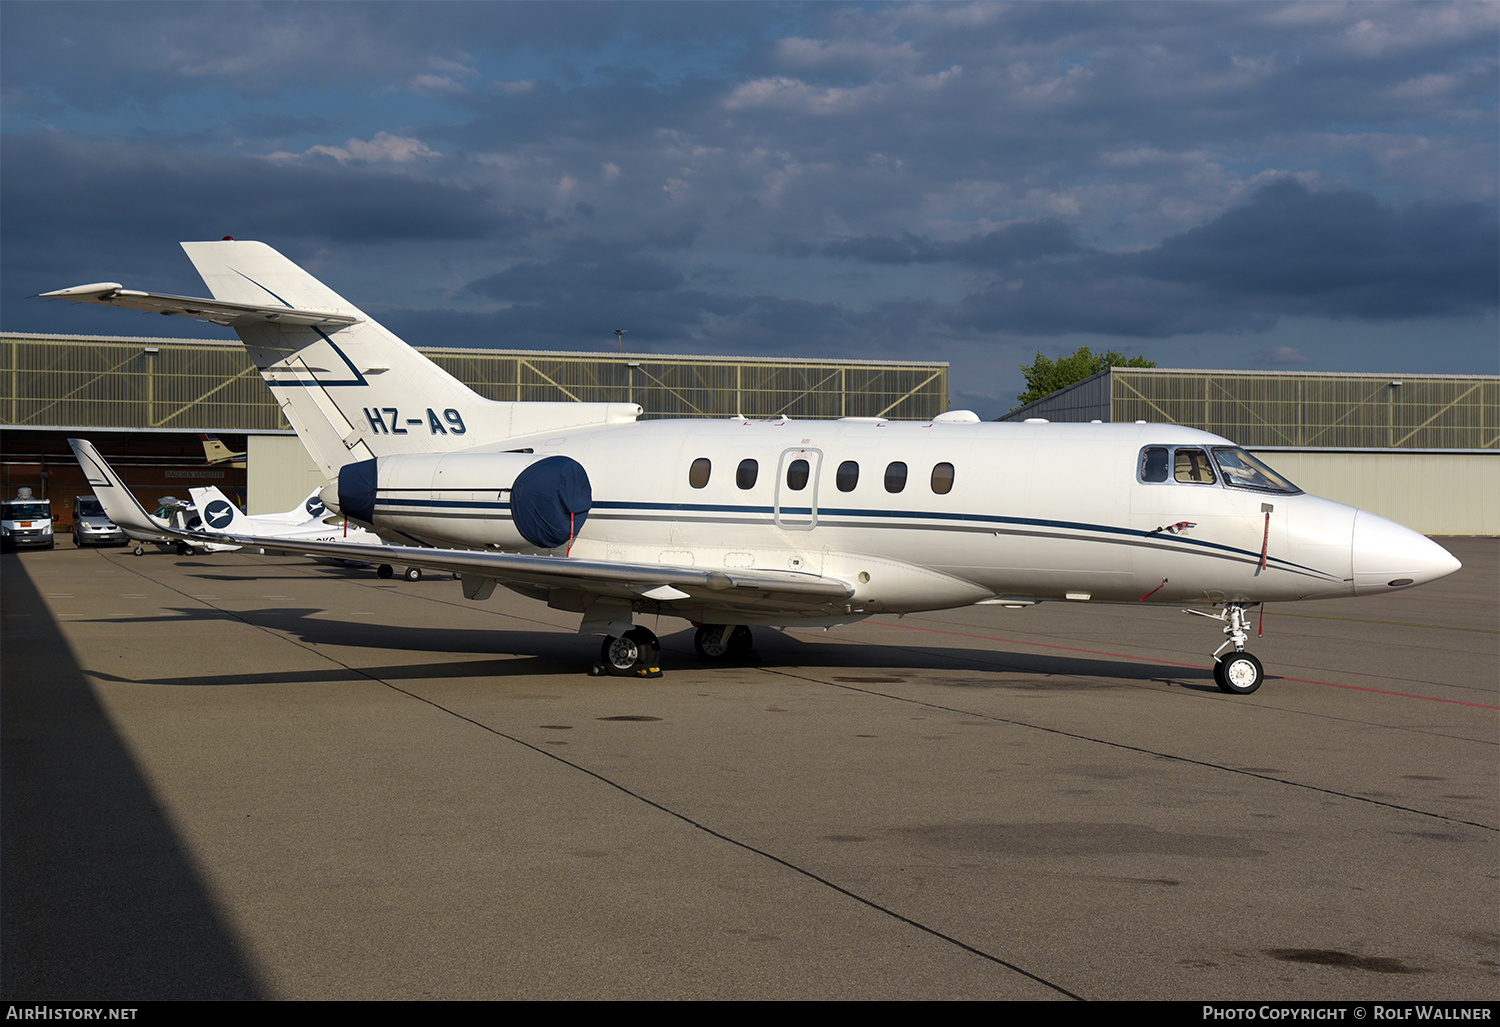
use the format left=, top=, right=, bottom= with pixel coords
left=1211, top=448, right=1300, bottom=494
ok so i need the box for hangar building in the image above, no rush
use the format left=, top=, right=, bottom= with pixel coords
left=999, top=366, right=1499, bottom=535
left=2, top=332, right=949, bottom=527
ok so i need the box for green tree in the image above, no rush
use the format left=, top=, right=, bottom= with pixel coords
left=1016, top=346, right=1156, bottom=407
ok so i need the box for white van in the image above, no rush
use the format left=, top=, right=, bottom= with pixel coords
left=1, top=488, right=55, bottom=550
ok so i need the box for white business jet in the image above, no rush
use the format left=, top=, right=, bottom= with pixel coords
left=187, top=484, right=424, bottom=580
left=50, top=241, right=1460, bottom=691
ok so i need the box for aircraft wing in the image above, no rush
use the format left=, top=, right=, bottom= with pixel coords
left=177, top=532, right=853, bottom=611
left=69, top=438, right=854, bottom=614
left=41, top=284, right=361, bottom=328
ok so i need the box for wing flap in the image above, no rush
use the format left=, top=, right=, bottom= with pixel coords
left=204, top=533, right=853, bottom=608
left=42, top=284, right=361, bottom=328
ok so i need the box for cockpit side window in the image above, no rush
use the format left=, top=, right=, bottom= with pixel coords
left=1140, top=447, right=1169, bottom=483
left=1173, top=448, right=1216, bottom=484
left=1211, top=448, right=1300, bottom=494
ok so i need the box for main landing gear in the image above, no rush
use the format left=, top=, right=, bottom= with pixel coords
left=594, top=627, right=663, bottom=678
left=692, top=624, right=754, bottom=662
left=376, top=564, right=422, bottom=581
left=1187, top=603, right=1266, bottom=695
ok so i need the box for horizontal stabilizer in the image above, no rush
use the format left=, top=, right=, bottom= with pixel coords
left=41, top=284, right=361, bottom=328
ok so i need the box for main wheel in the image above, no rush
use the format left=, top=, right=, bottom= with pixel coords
left=600, top=627, right=661, bottom=676
left=602, top=633, right=641, bottom=672
left=403, top=566, right=421, bottom=582
left=694, top=624, right=730, bottom=659
left=133, top=545, right=145, bottom=556
left=1215, top=651, right=1264, bottom=695
left=175, top=541, right=193, bottom=556
left=694, top=624, right=753, bottom=661
left=377, top=564, right=394, bottom=579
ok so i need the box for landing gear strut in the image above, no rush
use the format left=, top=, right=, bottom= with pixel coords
left=595, top=627, right=662, bottom=678
left=693, top=624, right=753, bottom=661
left=1188, top=603, right=1265, bottom=695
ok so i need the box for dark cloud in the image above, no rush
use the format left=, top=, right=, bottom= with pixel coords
left=1139, top=179, right=1499, bottom=317
left=0, top=132, right=548, bottom=312
left=2, top=2, right=1496, bottom=404
left=947, top=181, right=1498, bottom=337
left=821, top=221, right=1080, bottom=267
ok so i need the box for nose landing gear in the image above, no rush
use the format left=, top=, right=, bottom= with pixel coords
left=1186, top=604, right=1266, bottom=695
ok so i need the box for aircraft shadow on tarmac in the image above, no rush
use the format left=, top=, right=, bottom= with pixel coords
left=1, top=556, right=263, bottom=999
left=79, top=604, right=1221, bottom=692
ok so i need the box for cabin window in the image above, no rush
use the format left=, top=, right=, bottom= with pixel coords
left=736, top=458, right=759, bottom=490
left=836, top=461, right=859, bottom=492
left=931, top=462, right=955, bottom=495
left=786, top=459, right=810, bottom=491
left=689, top=457, right=712, bottom=489
left=1212, top=448, right=1300, bottom=494
left=1140, top=447, right=1169, bottom=483
left=884, top=461, right=907, bottom=493
left=1174, top=449, right=1216, bottom=484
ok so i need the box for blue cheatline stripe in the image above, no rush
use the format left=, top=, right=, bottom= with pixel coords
left=591, top=500, right=1335, bottom=580
left=366, top=494, right=1341, bottom=583
left=376, top=497, right=511, bottom=512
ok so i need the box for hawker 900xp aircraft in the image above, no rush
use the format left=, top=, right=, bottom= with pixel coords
left=49, top=241, right=1460, bottom=691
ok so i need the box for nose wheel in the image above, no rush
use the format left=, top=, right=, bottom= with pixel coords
left=1187, top=603, right=1266, bottom=695
left=1213, top=651, right=1264, bottom=695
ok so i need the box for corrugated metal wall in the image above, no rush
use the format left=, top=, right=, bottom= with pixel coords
left=3, top=335, right=948, bottom=430
left=1112, top=370, right=1498, bottom=450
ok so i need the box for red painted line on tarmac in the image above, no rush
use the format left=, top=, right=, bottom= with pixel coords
left=839, top=621, right=1209, bottom=668
left=1266, top=674, right=1500, bottom=709
left=823, top=621, right=1500, bottom=710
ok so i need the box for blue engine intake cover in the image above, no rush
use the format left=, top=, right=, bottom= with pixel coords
left=337, top=459, right=378, bottom=526
left=509, top=455, right=592, bottom=549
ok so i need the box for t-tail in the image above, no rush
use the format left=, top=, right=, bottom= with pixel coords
left=46, top=242, right=642, bottom=480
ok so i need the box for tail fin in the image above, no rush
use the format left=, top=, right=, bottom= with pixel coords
left=182, top=241, right=499, bottom=478
left=199, top=433, right=246, bottom=468
left=50, top=243, right=643, bottom=477
left=68, top=439, right=167, bottom=537
left=188, top=486, right=249, bottom=534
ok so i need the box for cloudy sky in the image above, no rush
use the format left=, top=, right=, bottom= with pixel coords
left=3, top=1, right=1496, bottom=416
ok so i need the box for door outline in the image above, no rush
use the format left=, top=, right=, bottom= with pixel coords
left=774, top=448, right=822, bottom=530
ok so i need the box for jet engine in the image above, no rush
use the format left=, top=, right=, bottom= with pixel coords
left=322, top=452, right=592, bottom=551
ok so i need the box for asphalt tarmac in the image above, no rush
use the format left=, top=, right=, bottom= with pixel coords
left=3, top=538, right=1495, bottom=1000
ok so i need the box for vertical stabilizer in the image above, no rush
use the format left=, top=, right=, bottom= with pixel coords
left=181, top=241, right=507, bottom=478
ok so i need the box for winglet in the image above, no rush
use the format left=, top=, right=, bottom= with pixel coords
left=67, top=438, right=163, bottom=534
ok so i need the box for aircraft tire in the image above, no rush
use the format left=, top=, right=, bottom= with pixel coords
left=377, top=564, right=394, bottom=579
left=404, top=566, right=421, bottom=582
left=133, top=545, right=145, bottom=556
left=601, top=628, right=661, bottom=676
left=694, top=624, right=753, bottom=661
left=1215, top=652, right=1264, bottom=695
left=175, top=541, right=193, bottom=556
left=694, top=625, right=730, bottom=659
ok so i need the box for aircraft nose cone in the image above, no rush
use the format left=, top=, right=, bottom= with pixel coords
left=1351, top=510, right=1461, bottom=595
